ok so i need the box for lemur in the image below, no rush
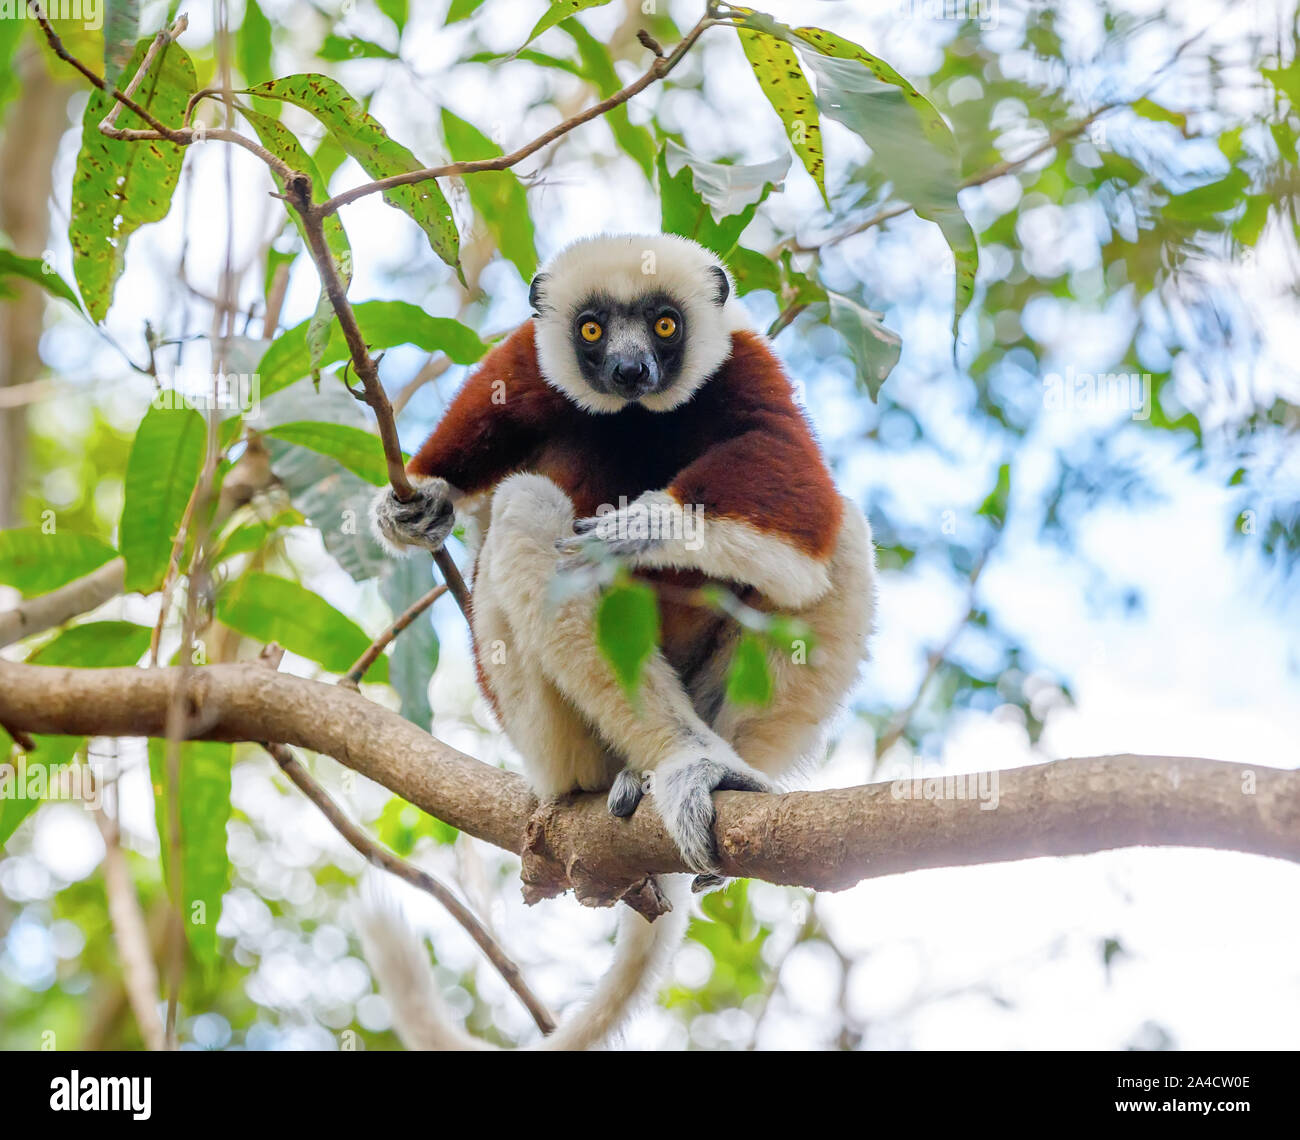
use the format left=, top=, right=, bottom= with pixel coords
left=363, top=233, right=874, bottom=1050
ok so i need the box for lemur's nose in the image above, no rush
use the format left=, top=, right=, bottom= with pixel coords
left=612, top=360, right=649, bottom=387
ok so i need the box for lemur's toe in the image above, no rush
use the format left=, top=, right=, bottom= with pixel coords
left=607, top=768, right=644, bottom=818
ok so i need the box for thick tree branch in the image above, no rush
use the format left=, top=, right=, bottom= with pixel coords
left=1, top=662, right=1295, bottom=909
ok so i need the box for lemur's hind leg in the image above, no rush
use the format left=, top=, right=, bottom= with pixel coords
left=470, top=517, right=619, bottom=798
left=477, top=472, right=771, bottom=872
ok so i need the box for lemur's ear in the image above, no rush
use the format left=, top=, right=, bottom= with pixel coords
left=528, top=272, right=549, bottom=315
left=707, top=265, right=730, bottom=306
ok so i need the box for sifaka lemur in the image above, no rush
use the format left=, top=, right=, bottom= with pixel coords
left=362, top=233, right=874, bottom=1050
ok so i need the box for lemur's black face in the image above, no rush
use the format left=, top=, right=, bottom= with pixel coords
left=567, top=292, right=687, bottom=401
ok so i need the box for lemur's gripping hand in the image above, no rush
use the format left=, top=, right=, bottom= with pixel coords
left=371, top=477, right=455, bottom=554
left=554, top=510, right=663, bottom=571
left=607, top=745, right=773, bottom=876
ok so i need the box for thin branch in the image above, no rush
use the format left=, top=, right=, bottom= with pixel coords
left=100, top=14, right=189, bottom=133
left=263, top=741, right=556, bottom=1036
left=96, top=799, right=167, bottom=1051
left=790, top=104, right=1123, bottom=255
left=314, top=16, right=717, bottom=219
left=339, top=582, right=447, bottom=689
left=0, top=557, right=125, bottom=648
left=875, top=547, right=991, bottom=761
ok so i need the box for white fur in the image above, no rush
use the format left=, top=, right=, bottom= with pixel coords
left=355, top=874, right=690, bottom=1051
left=362, top=476, right=874, bottom=1050
left=532, top=233, right=752, bottom=413
left=603, top=490, right=834, bottom=610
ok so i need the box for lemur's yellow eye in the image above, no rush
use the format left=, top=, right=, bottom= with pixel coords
left=655, top=315, right=677, bottom=338
left=580, top=320, right=602, bottom=342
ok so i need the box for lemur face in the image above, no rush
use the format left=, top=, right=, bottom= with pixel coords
left=529, top=234, right=749, bottom=414
left=567, top=291, right=688, bottom=401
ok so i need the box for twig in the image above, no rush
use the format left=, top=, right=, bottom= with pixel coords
left=263, top=741, right=557, bottom=1036
left=789, top=104, right=1123, bottom=255
left=875, top=548, right=991, bottom=761
left=0, top=558, right=125, bottom=648
left=340, top=583, right=447, bottom=689
left=101, top=15, right=189, bottom=133
left=314, top=16, right=716, bottom=219
left=96, top=797, right=167, bottom=1051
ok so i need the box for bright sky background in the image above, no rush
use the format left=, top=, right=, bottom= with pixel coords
left=3, top=0, right=1297, bottom=1048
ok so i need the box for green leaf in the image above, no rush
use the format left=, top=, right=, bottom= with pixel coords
left=664, top=139, right=790, bottom=223
left=0, top=529, right=117, bottom=598
left=242, top=75, right=461, bottom=277
left=0, top=250, right=82, bottom=309
left=377, top=0, right=410, bottom=33
left=215, top=571, right=387, bottom=681
left=447, top=0, right=487, bottom=21
left=0, top=737, right=84, bottom=850
left=595, top=579, right=658, bottom=696
left=522, top=0, right=612, bottom=49
left=728, top=246, right=781, bottom=296
left=318, top=35, right=400, bottom=61
left=826, top=292, right=902, bottom=399
left=977, top=463, right=1012, bottom=525
left=380, top=557, right=440, bottom=731
left=256, top=300, right=488, bottom=396
left=1233, top=194, right=1270, bottom=246
left=440, top=109, right=537, bottom=280
left=148, top=739, right=233, bottom=969
left=30, top=620, right=153, bottom=667
left=119, top=405, right=206, bottom=594
left=1263, top=59, right=1300, bottom=107
left=238, top=0, right=273, bottom=86
left=69, top=37, right=196, bottom=321
left=659, top=146, right=770, bottom=259
left=103, top=0, right=141, bottom=86
left=263, top=421, right=391, bottom=486
left=1131, top=97, right=1188, bottom=134
left=560, top=19, right=656, bottom=179
left=0, top=17, right=22, bottom=108
left=736, top=28, right=828, bottom=207
left=735, top=15, right=977, bottom=337
left=726, top=633, right=774, bottom=707
left=1163, top=168, right=1250, bottom=222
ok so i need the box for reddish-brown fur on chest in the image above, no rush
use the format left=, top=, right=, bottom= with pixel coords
left=411, top=324, right=841, bottom=554
left=413, top=322, right=840, bottom=694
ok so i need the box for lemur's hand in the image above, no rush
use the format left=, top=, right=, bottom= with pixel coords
left=371, top=477, right=455, bottom=554
left=607, top=744, right=774, bottom=875
left=554, top=510, right=662, bottom=569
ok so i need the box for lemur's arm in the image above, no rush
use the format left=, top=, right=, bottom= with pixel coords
left=560, top=421, right=843, bottom=610
left=373, top=322, right=558, bottom=552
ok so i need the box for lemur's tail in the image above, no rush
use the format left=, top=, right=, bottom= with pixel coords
left=355, top=876, right=690, bottom=1051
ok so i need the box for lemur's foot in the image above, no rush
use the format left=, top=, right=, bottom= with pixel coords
left=691, top=873, right=727, bottom=894
left=371, top=477, right=455, bottom=554
left=649, top=748, right=773, bottom=874
left=607, top=767, right=647, bottom=818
